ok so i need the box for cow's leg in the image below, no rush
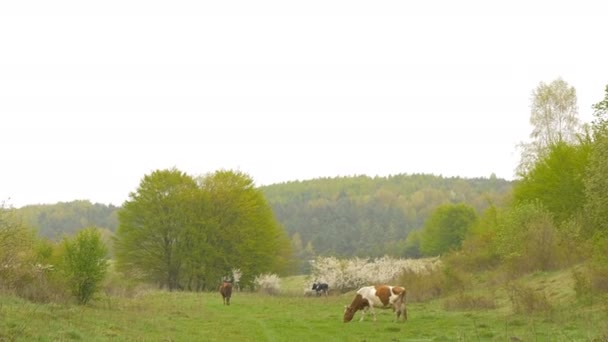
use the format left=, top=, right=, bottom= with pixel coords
left=394, top=302, right=406, bottom=321
left=359, top=307, right=368, bottom=322
left=369, top=305, right=377, bottom=321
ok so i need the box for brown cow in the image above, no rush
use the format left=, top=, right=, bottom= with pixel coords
left=220, top=281, right=233, bottom=305
left=343, top=285, right=407, bottom=322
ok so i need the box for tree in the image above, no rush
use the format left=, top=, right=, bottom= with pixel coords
left=519, top=78, right=580, bottom=175
left=585, top=84, right=608, bottom=234
left=60, top=227, right=109, bottom=304
left=198, top=170, right=292, bottom=288
left=591, top=84, right=608, bottom=136
left=114, top=168, right=292, bottom=291
left=420, top=203, right=478, bottom=256
left=495, top=202, right=562, bottom=274
left=0, top=204, right=36, bottom=290
left=514, top=140, right=591, bottom=224
left=114, top=168, right=199, bottom=290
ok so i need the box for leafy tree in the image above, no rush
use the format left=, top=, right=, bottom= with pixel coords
left=494, top=202, right=562, bottom=275
left=403, top=230, right=422, bottom=258
left=60, top=227, right=109, bottom=304
left=591, top=84, right=608, bottom=136
left=585, top=84, right=608, bottom=234
left=114, top=168, right=199, bottom=290
left=0, top=204, right=35, bottom=289
left=514, top=140, right=591, bottom=224
left=198, top=170, right=292, bottom=288
left=519, top=78, right=581, bottom=174
left=115, top=169, right=291, bottom=291
left=420, top=203, right=478, bottom=256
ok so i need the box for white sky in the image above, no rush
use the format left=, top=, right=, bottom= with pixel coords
left=1, top=0, right=607, bottom=208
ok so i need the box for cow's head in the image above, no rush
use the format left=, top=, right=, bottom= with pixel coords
left=312, top=283, right=317, bottom=290
left=343, top=305, right=356, bottom=322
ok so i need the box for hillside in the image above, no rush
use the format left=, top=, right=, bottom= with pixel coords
left=15, top=174, right=512, bottom=260
left=261, top=173, right=512, bottom=261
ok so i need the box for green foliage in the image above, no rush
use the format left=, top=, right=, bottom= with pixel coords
left=262, top=174, right=512, bottom=260
left=495, top=202, right=565, bottom=276
left=584, top=87, right=608, bottom=235
left=591, top=84, right=608, bottom=136
left=197, top=170, right=292, bottom=288
left=0, top=206, right=35, bottom=291
left=114, top=168, right=199, bottom=290
left=395, top=267, right=444, bottom=302
left=114, top=168, right=291, bottom=291
left=403, top=230, right=422, bottom=258
left=506, top=282, right=552, bottom=314
left=17, top=200, right=119, bottom=240
left=420, top=203, right=478, bottom=256
left=60, top=227, right=109, bottom=305
left=514, top=140, right=591, bottom=224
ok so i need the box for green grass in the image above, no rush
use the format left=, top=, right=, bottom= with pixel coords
left=1, top=271, right=607, bottom=341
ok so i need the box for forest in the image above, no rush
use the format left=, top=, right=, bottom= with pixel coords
left=11, top=174, right=512, bottom=269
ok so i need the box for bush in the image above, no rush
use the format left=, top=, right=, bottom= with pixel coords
left=60, top=227, right=109, bottom=305
left=254, top=273, right=281, bottom=295
left=496, top=203, right=566, bottom=277
left=572, top=267, right=593, bottom=302
left=396, top=267, right=443, bottom=302
left=506, top=282, right=552, bottom=314
left=310, top=256, right=442, bottom=292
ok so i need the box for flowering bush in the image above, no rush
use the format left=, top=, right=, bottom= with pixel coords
left=253, top=273, right=281, bottom=295
left=309, top=256, right=442, bottom=292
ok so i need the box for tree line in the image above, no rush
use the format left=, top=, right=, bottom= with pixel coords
left=13, top=173, right=513, bottom=274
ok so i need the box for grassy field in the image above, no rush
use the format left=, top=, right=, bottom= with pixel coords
left=1, top=272, right=607, bottom=341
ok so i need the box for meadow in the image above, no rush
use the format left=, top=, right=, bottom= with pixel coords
left=2, top=272, right=607, bottom=341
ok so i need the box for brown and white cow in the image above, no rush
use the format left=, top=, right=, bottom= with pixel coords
left=219, top=281, right=233, bottom=305
left=343, top=285, right=407, bottom=322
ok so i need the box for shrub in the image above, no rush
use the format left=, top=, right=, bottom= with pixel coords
left=310, top=256, right=442, bottom=292
left=254, top=273, right=281, bottom=295
left=60, top=227, right=109, bottom=305
left=506, top=282, right=552, bottom=314
left=572, top=267, right=592, bottom=302
left=496, top=202, right=566, bottom=277
left=396, top=267, right=443, bottom=302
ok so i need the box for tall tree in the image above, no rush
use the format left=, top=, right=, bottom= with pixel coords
left=584, top=84, right=608, bottom=234
left=519, top=78, right=580, bottom=175
left=514, top=140, right=591, bottom=224
left=420, top=203, right=478, bottom=256
left=114, top=168, right=199, bottom=290
left=198, top=170, right=292, bottom=287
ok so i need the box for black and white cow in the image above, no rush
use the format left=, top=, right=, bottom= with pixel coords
left=312, top=282, right=329, bottom=296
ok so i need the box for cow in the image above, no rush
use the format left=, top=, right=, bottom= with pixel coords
left=219, top=281, right=233, bottom=305
left=312, top=282, right=329, bottom=296
left=343, top=285, right=407, bottom=323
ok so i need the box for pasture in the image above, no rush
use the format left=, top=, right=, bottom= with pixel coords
left=1, top=273, right=607, bottom=341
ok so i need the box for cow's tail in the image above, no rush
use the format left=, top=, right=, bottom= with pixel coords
left=397, top=288, right=407, bottom=321
left=401, top=288, right=407, bottom=321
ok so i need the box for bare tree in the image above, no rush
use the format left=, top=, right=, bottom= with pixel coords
left=518, top=78, right=580, bottom=175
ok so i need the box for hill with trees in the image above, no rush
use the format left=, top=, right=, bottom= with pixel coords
left=13, top=174, right=513, bottom=271
left=261, top=174, right=512, bottom=269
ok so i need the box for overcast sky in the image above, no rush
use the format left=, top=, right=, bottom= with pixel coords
left=1, top=0, right=607, bottom=208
